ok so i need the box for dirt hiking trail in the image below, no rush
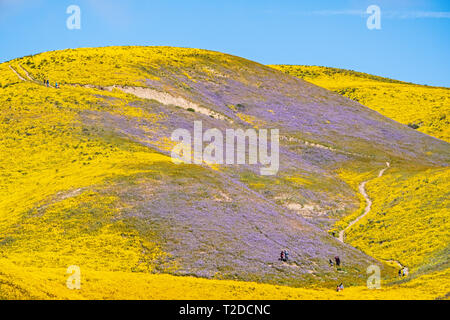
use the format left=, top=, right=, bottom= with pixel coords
left=338, top=162, right=390, bottom=242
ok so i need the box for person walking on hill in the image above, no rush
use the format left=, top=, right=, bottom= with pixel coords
left=284, top=250, right=289, bottom=261
left=335, top=256, right=341, bottom=267
left=402, top=267, right=409, bottom=277
left=280, top=251, right=285, bottom=262
left=46, top=79, right=49, bottom=87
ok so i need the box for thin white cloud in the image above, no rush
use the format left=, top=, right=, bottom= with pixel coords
left=85, top=0, right=132, bottom=27
left=0, top=0, right=41, bottom=9
left=0, top=0, right=42, bottom=20
left=392, top=11, right=450, bottom=19
left=304, top=10, right=450, bottom=19
left=309, top=10, right=366, bottom=17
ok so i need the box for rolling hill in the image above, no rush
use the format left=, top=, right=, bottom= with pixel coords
left=270, top=65, right=450, bottom=142
left=0, top=47, right=448, bottom=299
left=271, top=64, right=450, bottom=289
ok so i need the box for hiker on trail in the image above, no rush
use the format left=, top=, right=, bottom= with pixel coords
left=398, top=269, right=403, bottom=278
left=335, top=256, right=341, bottom=267
left=336, top=283, right=344, bottom=292
left=402, top=267, right=409, bottom=277
left=280, top=251, right=285, bottom=262
left=284, top=250, right=289, bottom=261
left=55, top=82, right=59, bottom=88
left=329, top=259, right=334, bottom=267
left=46, top=80, right=49, bottom=87
left=43, top=79, right=46, bottom=85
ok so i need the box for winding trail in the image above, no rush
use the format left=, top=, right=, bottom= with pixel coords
left=338, top=162, right=390, bottom=243
left=9, top=64, right=54, bottom=87
left=337, top=161, right=408, bottom=273
left=9, top=65, right=26, bottom=81
left=18, top=64, right=37, bottom=82
left=338, top=162, right=408, bottom=272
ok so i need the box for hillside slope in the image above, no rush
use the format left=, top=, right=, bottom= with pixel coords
left=1, top=258, right=448, bottom=299
left=1, top=47, right=449, bottom=298
left=270, top=65, right=450, bottom=142
left=270, top=65, right=449, bottom=281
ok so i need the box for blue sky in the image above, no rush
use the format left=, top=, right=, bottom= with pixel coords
left=1, top=0, right=449, bottom=86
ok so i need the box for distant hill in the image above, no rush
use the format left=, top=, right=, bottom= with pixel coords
left=270, top=65, right=450, bottom=142
left=0, top=47, right=448, bottom=299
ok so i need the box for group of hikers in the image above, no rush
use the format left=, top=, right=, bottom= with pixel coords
left=43, top=78, right=59, bottom=88
left=279, top=251, right=345, bottom=292
left=279, top=250, right=290, bottom=262
left=278, top=250, right=410, bottom=292
left=279, top=252, right=342, bottom=267
left=329, top=256, right=341, bottom=267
